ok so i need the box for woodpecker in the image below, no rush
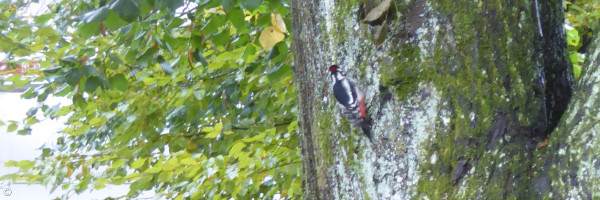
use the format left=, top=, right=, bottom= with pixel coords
left=328, top=65, right=373, bottom=142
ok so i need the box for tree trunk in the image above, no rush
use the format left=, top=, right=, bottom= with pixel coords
left=291, top=0, right=573, bottom=199
left=537, top=32, right=600, bottom=199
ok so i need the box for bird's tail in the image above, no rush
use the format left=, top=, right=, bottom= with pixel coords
left=358, top=119, right=373, bottom=143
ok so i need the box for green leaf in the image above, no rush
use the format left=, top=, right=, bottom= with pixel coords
left=215, top=123, right=223, bottom=132
left=205, top=130, right=221, bottom=139
left=288, top=120, right=298, bottom=133
left=76, top=177, right=91, bottom=193
left=156, top=0, right=184, bottom=11
left=124, top=173, right=141, bottom=180
left=144, top=165, right=163, bottom=173
left=89, top=117, right=103, bottom=126
left=103, top=11, right=128, bottom=30
left=180, top=158, right=196, bottom=165
left=221, top=0, right=237, bottom=11
left=227, top=8, right=245, bottom=31
left=138, top=47, right=158, bottom=65
left=109, top=74, right=129, bottom=91
left=35, top=27, right=58, bottom=37
left=94, top=178, right=109, bottom=190
left=158, top=171, right=173, bottom=182
left=162, top=158, right=179, bottom=171
left=0, top=1, right=302, bottom=198
left=266, top=64, right=292, bottom=83
left=204, top=123, right=223, bottom=139
left=164, top=34, right=184, bottom=51
left=214, top=155, right=225, bottom=168
left=290, top=179, right=302, bottom=195
left=42, top=148, right=51, bottom=157
left=571, top=52, right=582, bottom=78
left=16, top=160, right=35, bottom=170
left=168, top=137, right=188, bottom=152
left=82, top=6, right=109, bottom=23
left=244, top=132, right=265, bottom=142
left=26, top=107, right=38, bottom=117
left=266, top=43, right=280, bottom=59
left=157, top=56, right=173, bottom=74
left=229, top=141, right=246, bottom=156
left=110, top=0, right=140, bottom=22
left=79, top=22, right=100, bottom=38
left=111, top=159, right=127, bottom=169
left=129, top=175, right=153, bottom=191
left=211, top=31, right=230, bottom=48
left=193, top=50, right=209, bottom=67
left=109, top=53, right=124, bottom=65
left=20, top=87, right=36, bottom=99
left=34, top=13, right=53, bottom=25
left=7, top=123, right=17, bottom=132
left=130, top=158, right=147, bottom=169
left=167, top=18, right=185, bottom=29
left=85, top=76, right=102, bottom=93
left=65, top=69, right=82, bottom=86
left=566, top=28, right=580, bottom=46
left=142, top=77, right=156, bottom=85
left=41, top=66, right=62, bottom=74
left=202, top=15, right=227, bottom=35
left=241, top=0, right=262, bottom=11
left=73, top=94, right=87, bottom=109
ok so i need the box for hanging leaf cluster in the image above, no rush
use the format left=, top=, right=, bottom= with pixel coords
left=0, top=0, right=300, bottom=199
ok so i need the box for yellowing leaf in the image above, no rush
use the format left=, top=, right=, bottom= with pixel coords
left=144, top=165, right=163, bottom=173
left=205, top=130, right=221, bottom=138
left=229, top=141, right=246, bottom=156
left=124, top=172, right=140, bottom=180
left=89, top=117, right=103, bottom=126
left=259, top=26, right=285, bottom=50
left=66, top=167, right=74, bottom=178
left=214, top=123, right=223, bottom=132
left=204, top=123, right=223, bottom=138
left=271, top=13, right=288, bottom=34
left=201, top=126, right=214, bottom=133
left=245, top=132, right=266, bottom=142
left=363, top=0, right=391, bottom=22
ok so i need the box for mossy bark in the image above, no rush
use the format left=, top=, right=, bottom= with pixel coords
left=291, top=0, right=571, bottom=199
left=535, top=32, right=600, bottom=199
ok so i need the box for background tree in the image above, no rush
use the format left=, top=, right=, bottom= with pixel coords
left=538, top=30, right=600, bottom=199
left=1, top=0, right=301, bottom=199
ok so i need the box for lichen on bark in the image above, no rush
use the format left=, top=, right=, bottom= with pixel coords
left=291, top=0, right=572, bottom=199
left=538, top=31, right=600, bottom=199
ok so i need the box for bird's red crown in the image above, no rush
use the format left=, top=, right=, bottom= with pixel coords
left=329, top=65, right=339, bottom=72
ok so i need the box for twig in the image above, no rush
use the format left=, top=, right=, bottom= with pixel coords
left=232, top=121, right=293, bottom=130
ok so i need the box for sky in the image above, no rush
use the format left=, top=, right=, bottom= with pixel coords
left=0, top=92, right=158, bottom=199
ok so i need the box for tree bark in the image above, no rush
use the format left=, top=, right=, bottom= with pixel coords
left=291, top=0, right=571, bottom=199
left=537, top=32, right=600, bottom=199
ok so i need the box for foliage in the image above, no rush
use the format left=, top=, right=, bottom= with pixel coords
left=0, top=0, right=300, bottom=199
left=565, top=0, right=599, bottom=79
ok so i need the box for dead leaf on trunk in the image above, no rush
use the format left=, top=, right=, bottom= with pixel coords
left=363, top=0, right=391, bottom=22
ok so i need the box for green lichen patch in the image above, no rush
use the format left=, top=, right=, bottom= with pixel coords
left=412, top=0, right=551, bottom=199
left=379, top=43, right=438, bottom=104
